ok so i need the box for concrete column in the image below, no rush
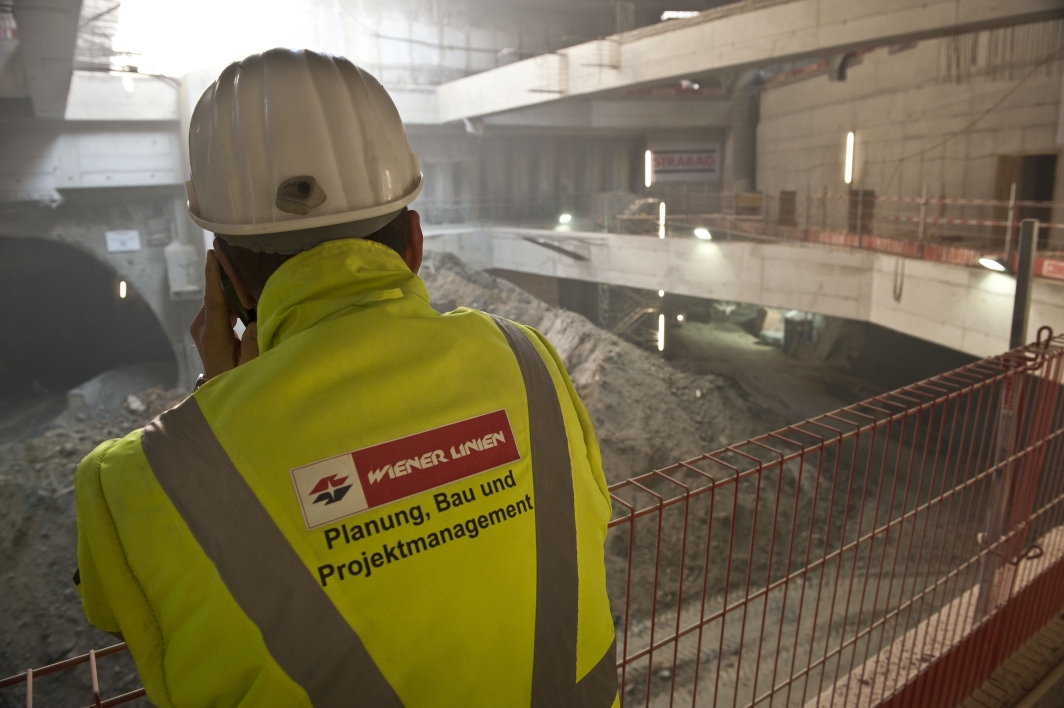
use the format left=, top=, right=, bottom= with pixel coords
left=725, top=70, right=761, bottom=193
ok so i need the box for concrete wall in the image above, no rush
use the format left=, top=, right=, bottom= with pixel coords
left=424, top=227, right=1064, bottom=358
left=0, top=120, right=183, bottom=202
left=757, top=20, right=1064, bottom=203
left=409, top=127, right=647, bottom=224
left=407, top=122, right=732, bottom=226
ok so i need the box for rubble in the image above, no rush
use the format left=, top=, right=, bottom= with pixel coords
left=421, top=252, right=771, bottom=483
left=0, top=387, right=185, bottom=707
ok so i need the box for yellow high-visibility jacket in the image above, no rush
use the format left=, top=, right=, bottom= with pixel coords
left=75, top=238, right=617, bottom=707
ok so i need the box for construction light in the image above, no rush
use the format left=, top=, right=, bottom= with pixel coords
left=645, top=150, right=653, bottom=188
left=979, top=257, right=1007, bottom=272
left=694, top=227, right=712, bottom=240
left=844, top=131, right=855, bottom=184
left=658, top=290, right=665, bottom=297
left=559, top=213, right=572, bottom=224
left=677, top=314, right=684, bottom=322
left=658, top=201, right=666, bottom=239
left=657, top=314, right=665, bottom=351
left=119, top=280, right=127, bottom=298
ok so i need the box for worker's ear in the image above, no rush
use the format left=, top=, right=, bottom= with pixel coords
left=213, top=237, right=258, bottom=309
left=405, top=210, right=424, bottom=275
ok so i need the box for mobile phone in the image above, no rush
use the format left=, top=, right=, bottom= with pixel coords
left=219, top=268, right=256, bottom=326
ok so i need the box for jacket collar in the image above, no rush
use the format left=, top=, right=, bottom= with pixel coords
left=255, top=238, right=431, bottom=353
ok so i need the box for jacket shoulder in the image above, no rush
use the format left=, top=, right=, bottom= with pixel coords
left=75, top=430, right=144, bottom=488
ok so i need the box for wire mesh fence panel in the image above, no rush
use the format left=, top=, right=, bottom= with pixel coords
left=608, top=330, right=1064, bottom=708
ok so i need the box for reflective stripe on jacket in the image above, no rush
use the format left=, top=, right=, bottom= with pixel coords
left=74, top=238, right=617, bottom=707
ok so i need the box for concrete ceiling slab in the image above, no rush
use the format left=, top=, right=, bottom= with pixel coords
left=482, top=97, right=733, bottom=130
left=13, top=0, right=82, bottom=118
left=438, top=0, right=1064, bottom=122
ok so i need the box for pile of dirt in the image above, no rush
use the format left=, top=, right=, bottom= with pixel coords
left=0, top=387, right=184, bottom=707
left=422, top=252, right=772, bottom=484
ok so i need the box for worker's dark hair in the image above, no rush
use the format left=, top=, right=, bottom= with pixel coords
left=215, top=208, right=410, bottom=299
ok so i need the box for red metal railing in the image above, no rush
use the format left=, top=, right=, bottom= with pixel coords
left=6, top=332, right=1064, bottom=706
left=608, top=327, right=1064, bottom=707
left=0, top=643, right=145, bottom=707
left=695, top=190, right=1064, bottom=279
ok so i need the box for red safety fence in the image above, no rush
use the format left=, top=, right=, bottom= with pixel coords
left=608, top=327, right=1064, bottom=707
left=636, top=189, right=1064, bottom=280
left=7, top=332, right=1064, bottom=707
left=0, top=643, right=144, bottom=707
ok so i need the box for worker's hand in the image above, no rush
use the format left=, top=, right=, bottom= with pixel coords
left=190, top=250, right=259, bottom=381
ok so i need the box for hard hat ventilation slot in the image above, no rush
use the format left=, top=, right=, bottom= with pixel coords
left=276, top=176, right=327, bottom=215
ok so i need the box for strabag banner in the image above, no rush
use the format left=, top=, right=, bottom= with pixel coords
left=291, top=410, right=521, bottom=529
left=652, top=144, right=720, bottom=182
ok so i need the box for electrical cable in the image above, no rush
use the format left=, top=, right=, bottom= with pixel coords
left=79, top=2, right=119, bottom=30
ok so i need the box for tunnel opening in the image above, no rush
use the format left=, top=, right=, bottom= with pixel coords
left=0, top=237, right=176, bottom=436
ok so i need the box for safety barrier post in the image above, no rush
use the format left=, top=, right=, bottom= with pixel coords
left=917, top=183, right=928, bottom=247
left=89, top=649, right=102, bottom=708
left=974, top=357, right=1022, bottom=622
left=1004, top=182, right=1017, bottom=263
left=976, top=224, right=1041, bottom=625
left=1011, top=220, right=1039, bottom=350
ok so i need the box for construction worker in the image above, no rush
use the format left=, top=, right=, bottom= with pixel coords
left=73, top=49, right=617, bottom=707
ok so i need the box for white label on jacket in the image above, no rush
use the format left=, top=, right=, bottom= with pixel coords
left=291, top=410, right=520, bottom=530
left=292, top=455, right=369, bottom=530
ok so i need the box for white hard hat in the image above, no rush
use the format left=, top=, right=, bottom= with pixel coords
left=186, top=48, right=423, bottom=253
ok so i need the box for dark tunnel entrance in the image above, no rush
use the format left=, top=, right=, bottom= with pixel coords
left=0, top=237, right=176, bottom=437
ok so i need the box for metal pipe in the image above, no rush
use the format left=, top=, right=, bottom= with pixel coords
left=1004, top=182, right=1017, bottom=263
left=1011, top=219, right=1040, bottom=349
left=89, top=650, right=102, bottom=708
